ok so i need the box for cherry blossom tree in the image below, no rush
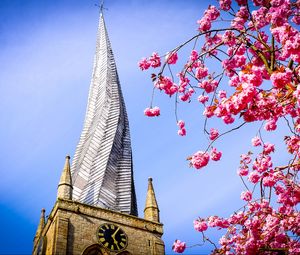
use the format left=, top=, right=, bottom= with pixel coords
left=139, top=0, right=300, bottom=254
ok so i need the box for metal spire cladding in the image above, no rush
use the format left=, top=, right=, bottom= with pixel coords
left=71, top=13, right=137, bottom=216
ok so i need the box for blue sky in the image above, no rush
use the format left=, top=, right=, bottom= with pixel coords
left=0, top=0, right=291, bottom=254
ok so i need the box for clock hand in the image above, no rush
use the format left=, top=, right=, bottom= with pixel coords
left=111, top=227, right=120, bottom=240
left=111, top=227, right=121, bottom=249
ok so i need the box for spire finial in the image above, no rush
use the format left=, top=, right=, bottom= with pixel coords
left=95, top=0, right=107, bottom=14
left=100, top=0, right=104, bottom=13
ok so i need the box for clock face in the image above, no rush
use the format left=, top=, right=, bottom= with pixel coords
left=97, top=224, right=128, bottom=251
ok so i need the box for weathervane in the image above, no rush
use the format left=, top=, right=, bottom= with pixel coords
left=95, top=0, right=108, bottom=13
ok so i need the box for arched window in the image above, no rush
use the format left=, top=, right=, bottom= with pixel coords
left=82, top=244, right=103, bottom=255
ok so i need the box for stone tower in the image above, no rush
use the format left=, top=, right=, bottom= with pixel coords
left=32, top=11, right=164, bottom=255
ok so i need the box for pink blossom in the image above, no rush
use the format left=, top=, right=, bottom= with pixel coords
left=219, top=0, right=232, bottom=11
left=214, top=104, right=227, bottom=118
left=228, top=75, right=240, bottom=87
left=222, top=115, right=235, bottom=124
left=166, top=51, right=178, bottom=65
left=178, top=128, right=186, bottom=136
left=263, top=173, right=277, bottom=187
left=266, top=1, right=292, bottom=27
left=241, top=190, right=252, bottom=201
left=205, top=6, right=220, bottom=21
left=194, top=219, right=208, bottom=232
left=270, top=68, right=293, bottom=89
left=251, top=136, right=262, bottom=147
left=222, top=31, right=237, bottom=47
left=248, top=171, right=261, bottom=184
left=144, top=107, right=160, bottom=117
left=235, top=0, right=247, bottom=5
left=199, top=79, right=218, bottom=93
left=241, top=153, right=252, bottom=164
left=207, top=216, right=230, bottom=228
left=179, top=88, right=194, bottom=102
left=203, top=106, right=215, bottom=118
left=270, top=24, right=294, bottom=44
left=210, top=148, right=222, bottom=161
left=198, top=95, right=209, bottom=104
left=177, top=120, right=185, bottom=129
left=275, top=184, right=285, bottom=194
left=178, top=74, right=189, bottom=93
left=237, top=6, right=249, bottom=19
left=197, top=17, right=211, bottom=32
left=177, top=120, right=186, bottom=136
left=293, top=86, right=300, bottom=106
left=189, top=50, right=198, bottom=62
left=231, top=16, right=246, bottom=30
left=231, top=6, right=249, bottom=30
left=253, top=154, right=273, bottom=173
left=172, top=240, right=186, bottom=253
left=191, top=151, right=210, bottom=169
left=238, top=167, right=249, bottom=176
left=222, top=55, right=246, bottom=74
left=218, top=90, right=227, bottom=99
left=155, top=76, right=178, bottom=96
left=209, top=128, right=219, bottom=140
left=263, top=142, right=275, bottom=154
left=250, top=7, right=269, bottom=29
left=138, top=58, right=151, bottom=71
left=265, top=119, right=277, bottom=131
left=195, top=66, right=209, bottom=80
left=149, top=52, right=161, bottom=68
left=292, top=12, right=300, bottom=25
left=197, top=5, right=220, bottom=32
left=270, top=0, right=285, bottom=7
left=227, top=44, right=246, bottom=57
left=180, top=93, right=190, bottom=102
left=204, top=33, right=222, bottom=53
left=285, top=136, right=300, bottom=155
left=151, top=107, right=160, bottom=116
left=228, top=211, right=245, bottom=225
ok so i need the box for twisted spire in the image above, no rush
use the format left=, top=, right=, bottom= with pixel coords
left=71, top=14, right=137, bottom=216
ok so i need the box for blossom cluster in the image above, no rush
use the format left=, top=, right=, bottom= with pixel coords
left=190, top=148, right=222, bottom=169
left=188, top=198, right=300, bottom=254
left=172, top=240, right=186, bottom=253
left=144, top=107, right=160, bottom=117
left=140, top=0, right=300, bottom=254
left=138, top=52, right=161, bottom=71
left=177, top=120, right=186, bottom=136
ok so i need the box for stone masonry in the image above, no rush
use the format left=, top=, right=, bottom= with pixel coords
left=32, top=199, right=164, bottom=255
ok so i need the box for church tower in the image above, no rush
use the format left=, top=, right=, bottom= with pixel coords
left=32, top=10, right=164, bottom=255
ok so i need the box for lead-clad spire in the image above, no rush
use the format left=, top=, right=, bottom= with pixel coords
left=71, top=14, right=137, bottom=216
